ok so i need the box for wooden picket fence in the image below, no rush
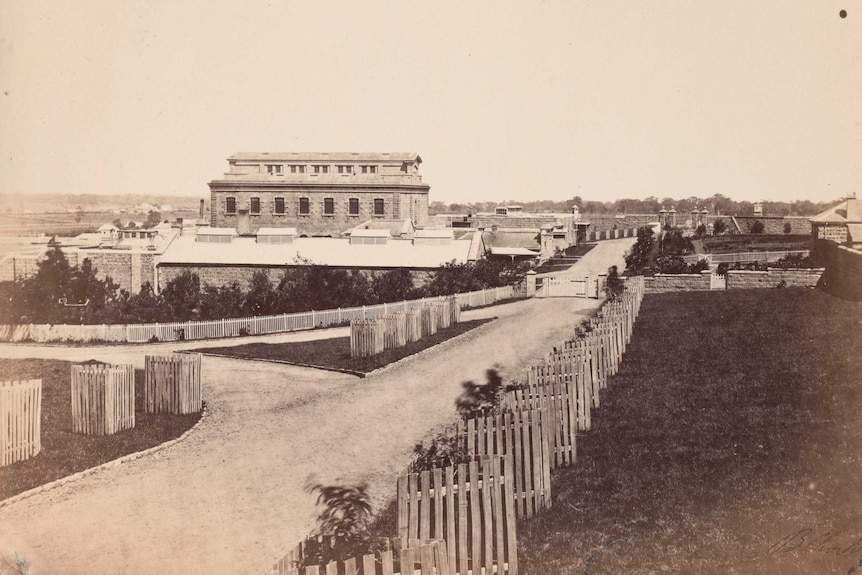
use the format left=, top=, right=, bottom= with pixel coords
left=144, top=353, right=202, bottom=414
left=268, top=538, right=450, bottom=575
left=0, top=379, right=42, bottom=467
left=351, top=298, right=461, bottom=358
left=397, top=455, right=518, bottom=575
left=457, top=411, right=552, bottom=517
left=70, top=364, right=135, bottom=436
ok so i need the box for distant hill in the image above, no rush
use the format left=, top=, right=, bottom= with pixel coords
left=0, top=193, right=203, bottom=214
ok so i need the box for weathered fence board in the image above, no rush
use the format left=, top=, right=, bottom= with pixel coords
left=397, top=455, right=518, bottom=575
left=70, top=364, right=135, bottom=436
left=268, top=538, right=448, bottom=575
left=144, top=354, right=202, bottom=414
left=458, top=411, right=553, bottom=516
left=0, top=379, right=42, bottom=467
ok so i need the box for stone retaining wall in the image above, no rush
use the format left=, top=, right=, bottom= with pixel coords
left=644, top=272, right=711, bottom=294
left=726, top=269, right=824, bottom=290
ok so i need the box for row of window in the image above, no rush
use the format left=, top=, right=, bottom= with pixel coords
left=225, top=197, right=385, bottom=216
left=265, top=164, right=378, bottom=175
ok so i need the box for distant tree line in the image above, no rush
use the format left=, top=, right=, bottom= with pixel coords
left=0, top=248, right=529, bottom=325
left=429, top=195, right=834, bottom=217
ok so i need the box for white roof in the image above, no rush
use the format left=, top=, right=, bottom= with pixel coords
left=257, top=227, right=298, bottom=236
left=414, top=228, right=454, bottom=239
left=159, top=235, right=478, bottom=269
left=350, top=228, right=392, bottom=238
left=490, top=247, right=540, bottom=257
left=196, top=227, right=238, bottom=236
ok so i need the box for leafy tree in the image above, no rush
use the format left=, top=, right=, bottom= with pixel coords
left=242, top=271, right=279, bottom=316
left=160, top=271, right=201, bottom=321
left=300, top=482, right=380, bottom=568
left=603, top=265, right=626, bottom=301
left=143, top=210, right=162, bottom=229
left=624, top=226, right=655, bottom=274
left=783, top=222, right=793, bottom=234
left=712, top=218, right=727, bottom=235
left=372, top=268, right=415, bottom=303
left=117, top=282, right=169, bottom=323
left=751, top=220, right=765, bottom=234
left=199, top=282, right=244, bottom=320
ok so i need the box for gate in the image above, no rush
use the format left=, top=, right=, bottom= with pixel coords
left=535, top=276, right=597, bottom=298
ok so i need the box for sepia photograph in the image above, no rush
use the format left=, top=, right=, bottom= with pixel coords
left=0, top=2, right=860, bottom=574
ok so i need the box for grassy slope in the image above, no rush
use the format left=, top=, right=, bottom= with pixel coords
left=0, top=359, right=200, bottom=501
left=187, top=318, right=493, bottom=373
left=518, top=289, right=862, bottom=575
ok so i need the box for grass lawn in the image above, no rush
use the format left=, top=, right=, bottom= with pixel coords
left=518, top=288, right=862, bottom=574
left=0, top=359, right=200, bottom=501
left=187, top=318, right=494, bottom=374
left=703, top=234, right=812, bottom=253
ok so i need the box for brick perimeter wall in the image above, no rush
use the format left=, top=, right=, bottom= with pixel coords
left=725, top=269, right=824, bottom=290
left=76, top=251, right=155, bottom=295
left=644, top=273, right=711, bottom=293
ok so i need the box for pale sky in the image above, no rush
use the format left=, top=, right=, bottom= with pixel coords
left=1, top=1, right=859, bottom=205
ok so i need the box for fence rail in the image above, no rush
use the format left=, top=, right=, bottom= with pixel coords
left=0, top=286, right=518, bottom=344
left=70, top=364, right=135, bottom=436
left=0, top=379, right=42, bottom=467
left=683, top=249, right=810, bottom=265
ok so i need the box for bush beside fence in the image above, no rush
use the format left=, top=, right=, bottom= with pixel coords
left=144, top=354, right=202, bottom=415
left=0, top=379, right=42, bottom=467
left=70, top=364, right=135, bottom=436
left=0, top=286, right=517, bottom=344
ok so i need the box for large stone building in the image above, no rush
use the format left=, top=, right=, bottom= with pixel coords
left=208, top=152, right=430, bottom=236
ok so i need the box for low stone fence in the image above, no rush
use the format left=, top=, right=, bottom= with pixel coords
left=726, top=268, right=825, bottom=290
left=644, top=272, right=711, bottom=294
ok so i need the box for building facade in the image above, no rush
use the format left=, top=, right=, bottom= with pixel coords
left=208, top=152, right=430, bottom=236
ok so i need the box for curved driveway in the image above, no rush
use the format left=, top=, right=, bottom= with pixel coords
left=0, top=239, right=633, bottom=575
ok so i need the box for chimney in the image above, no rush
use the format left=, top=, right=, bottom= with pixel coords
left=237, top=209, right=251, bottom=235
left=199, top=199, right=205, bottom=218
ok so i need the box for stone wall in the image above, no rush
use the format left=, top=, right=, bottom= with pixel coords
left=583, top=214, right=657, bottom=233
left=157, top=264, right=435, bottom=292
left=644, top=272, right=711, bottom=294
left=725, top=269, right=824, bottom=290
left=76, top=250, right=155, bottom=295
left=730, top=216, right=812, bottom=235
left=0, top=255, right=40, bottom=282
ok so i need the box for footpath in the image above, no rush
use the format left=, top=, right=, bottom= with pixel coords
left=0, top=239, right=634, bottom=575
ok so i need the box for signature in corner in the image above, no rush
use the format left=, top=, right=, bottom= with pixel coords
left=767, top=528, right=862, bottom=559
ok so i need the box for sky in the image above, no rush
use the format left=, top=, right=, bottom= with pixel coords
left=1, top=1, right=860, bottom=205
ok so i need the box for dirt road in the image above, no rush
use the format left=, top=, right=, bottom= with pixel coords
left=0, top=240, right=633, bottom=575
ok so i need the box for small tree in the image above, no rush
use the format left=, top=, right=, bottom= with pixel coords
left=603, top=265, right=626, bottom=301
left=783, top=221, right=792, bottom=234
left=712, top=218, right=727, bottom=235
left=751, top=220, right=765, bottom=234
left=301, top=482, right=379, bottom=567
left=455, top=368, right=504, bottom=419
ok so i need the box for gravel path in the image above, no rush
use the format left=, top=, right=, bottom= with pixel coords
left=0, top=240, right=633, bottom=575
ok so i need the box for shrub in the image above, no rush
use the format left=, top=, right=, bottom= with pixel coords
left=687, top=259, right=710, bottom=274
left=751, top=220, right=765, bottom=234
left=783, top=222, right=793, bottom=234
left=624, top=227, right=655, bottom=273
left=455, top=368, right=504, bottom=419
left=300, top=482, right=381, bottom=568
left=712, top=218, right=727, bottom=235
left=693, top=224, right=707, bottom=239
left=410, top=429, right=471, bottom=473
left=603, top=265, right=626, bottom=301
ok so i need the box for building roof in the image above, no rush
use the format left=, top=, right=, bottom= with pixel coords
left=349, top=219, right=415, bottom=238
left=349, top=228, right=393, bottom=238
left=257, top=227, right=298, bottom=236
left=812, top=196, right=862, bottom=223
left=489, top=247, right=540, bottom=257
left=228, top=152, right=421, bottom=163
left=847, top=224, right=862, bottom=243
left=482, top=229, right=540, bottom=250
left=414, top=228, right=454, bottom=239
left=197, top=227, right=238, bottom=236
left=159, top=234, right=480, bottom=269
